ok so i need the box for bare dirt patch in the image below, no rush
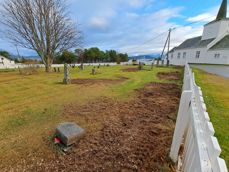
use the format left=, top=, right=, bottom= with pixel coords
left=122, top=68, right=139, bottom=72
left=157, top=71, right=181, bottom=80
left=71, top=77, right=128, bottom=85
left=7, top=82, right=180, bottom=172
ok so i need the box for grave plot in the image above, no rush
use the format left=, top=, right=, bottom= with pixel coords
left=10, top=82, right=181, bottom=172
left=157, top=71, right=181, bottom=80
left=71, top=77, right=128, bottom=85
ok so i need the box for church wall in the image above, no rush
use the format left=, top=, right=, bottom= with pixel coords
left=202, top=20, right=229, bottom=40
left=207, top=49, right=229, bottom=64
left=218, top=20, right=229, bottom=36
left=168, top=48, right=229, bottom=65
left=202, top=22, right=221, bottom=40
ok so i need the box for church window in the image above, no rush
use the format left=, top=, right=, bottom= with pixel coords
left=177, top=53, right=181, bottom=59
left=183, top=52, right=187, bottom=58
left=171, top=53, right=173, bottom=59
left=196, top=51, right=200, bottom=59
left=214, top=54, right=220, bottom=59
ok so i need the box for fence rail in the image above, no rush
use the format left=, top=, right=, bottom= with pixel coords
left=170, top=64, right=228, bottom=172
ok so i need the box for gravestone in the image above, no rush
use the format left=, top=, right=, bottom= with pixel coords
left=80, top=63, right=84, bottom=70
left=138, top=62, right=143, bottom=70
left=167, top=60, right=170, bottom=66
left=157, top=59, right=160, bottom=66
left=151, top=62, right=154, bottom=70
left=92, top=67, right=96, bottom=75
left=63, top=63, right=70, bottom=84
left=56, top=122, right=85, bottom=147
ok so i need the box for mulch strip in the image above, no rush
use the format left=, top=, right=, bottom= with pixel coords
left=157, top=71, right=181, bottom=80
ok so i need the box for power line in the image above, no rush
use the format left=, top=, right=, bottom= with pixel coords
left=128, top=15, right=215, bottom=54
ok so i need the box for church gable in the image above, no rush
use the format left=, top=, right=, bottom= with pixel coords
left=210, top=35, right=229, bottom=50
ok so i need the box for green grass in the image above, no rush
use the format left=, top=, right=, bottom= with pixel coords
left=193, top=68, right=229, bottom=167
left=0, top=65, right=182, bottom=166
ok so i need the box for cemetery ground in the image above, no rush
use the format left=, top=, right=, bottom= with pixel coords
left=0, top=65, right=182, bottom=171
left=193, top=68, right=229, bottom=167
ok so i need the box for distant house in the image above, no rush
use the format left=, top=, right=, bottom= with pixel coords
left=0, top=55, right=15, bottom=67
left=169, top=0, right=229, bottom=65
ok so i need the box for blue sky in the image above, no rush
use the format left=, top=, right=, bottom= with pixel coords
left=0, top=0, right=227, bottom=56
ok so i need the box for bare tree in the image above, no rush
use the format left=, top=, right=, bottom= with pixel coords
left=0, top=0, right=82, bottom=72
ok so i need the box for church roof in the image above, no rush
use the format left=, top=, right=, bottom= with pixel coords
left=210, top=35, right=229, bottom=49
left=174, top=36, right=214, bottom=50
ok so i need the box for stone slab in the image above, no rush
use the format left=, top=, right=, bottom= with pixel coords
left=56, top=122, right=85, bottom=146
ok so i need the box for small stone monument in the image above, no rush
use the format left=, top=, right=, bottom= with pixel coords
left=63, top=63, right=70, bottom=84
left=55, top=122, right=85, bottom=147
left=157, top=59, right=160, bottom=66
left=167, top=59, right=170, bottom=66
left=151, top=62, right=154, bottom=70
left=80, top=63, right=84, bottom=70
left=138, top=62, right=143, bottom=70
left=92, top=67, right=96, bottom=75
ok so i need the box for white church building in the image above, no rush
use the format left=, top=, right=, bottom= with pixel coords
left=169, top=0, right=229, bottom=65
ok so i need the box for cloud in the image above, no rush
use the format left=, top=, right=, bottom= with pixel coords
left=0, top=0, right=226, bottom=56
left=89, top=17, right=109, bottom=31
left=128, top=0, right=146, bottom=7
left=67, top=1, right=206, bottom=55
left=187, top=5, right=229, bottom=23
left=187, top=13, right=215, bottom=22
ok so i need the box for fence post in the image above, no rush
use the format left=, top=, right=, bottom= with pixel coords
left=171, top=64, right=228, bottom=171
left=170, top=90, right=192, bottom=162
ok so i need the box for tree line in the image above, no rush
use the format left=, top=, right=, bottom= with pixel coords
left=0, top=0, right=129, bottom=70
left=54, top=48, right=129, bottom=64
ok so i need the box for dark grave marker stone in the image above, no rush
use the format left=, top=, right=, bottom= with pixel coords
left=92, top=67, right=96, bottom=75
left=56, top=122, right=85, bottom=147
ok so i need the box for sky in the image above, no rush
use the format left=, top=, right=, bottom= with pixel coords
left=0, top=0, right=228, bottom=56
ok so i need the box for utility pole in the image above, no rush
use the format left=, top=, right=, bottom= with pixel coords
left=160, top=28, right=172, bottom=66
left=167, top=28, right=171, bottom=66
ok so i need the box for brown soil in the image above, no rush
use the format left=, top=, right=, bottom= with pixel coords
left=71, top=77, right=128, bottom=85
left=157, top=71, right=181, bottom=80
left=122, top=68, right=139, bottom=72
left=4, top=82, right=180, bottom=172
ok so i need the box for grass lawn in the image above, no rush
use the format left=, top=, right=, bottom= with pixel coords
left=0, top=65, right=182, bottom=167
left=193, top=68, right=229, bottom=167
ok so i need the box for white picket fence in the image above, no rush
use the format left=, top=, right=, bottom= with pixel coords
left=170, top=64, right=228, bottom=172
left=0, top=63, right=119, bottom=69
